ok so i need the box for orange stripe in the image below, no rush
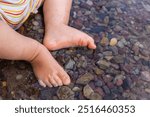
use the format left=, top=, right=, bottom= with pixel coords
left=0, top=0, right=26, bottom=5
left=4, top=8, right=25, bottom=15
left=2, top=16, right=18, bottom=26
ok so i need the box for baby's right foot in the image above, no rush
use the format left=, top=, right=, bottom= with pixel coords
left=30, top=44, right=70, bottom=87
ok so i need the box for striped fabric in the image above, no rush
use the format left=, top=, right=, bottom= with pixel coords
left=0, top=0, right=43, bottom=29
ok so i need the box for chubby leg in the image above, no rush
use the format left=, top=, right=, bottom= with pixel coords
left=0, top=20, right=70, bottom=87
left=43, top=0, right=96, bottom=51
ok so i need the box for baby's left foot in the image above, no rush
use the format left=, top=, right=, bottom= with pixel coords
left=43, top=24, right=96, bottom=51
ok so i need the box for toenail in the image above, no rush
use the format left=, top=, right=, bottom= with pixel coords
left=38, top=80, right=46, bottom=87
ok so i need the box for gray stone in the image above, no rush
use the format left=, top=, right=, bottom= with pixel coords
left=103, top=51, right=113, bottom=56
left=140, top=49, right=149, bottom=57
left=95, top=80, right=103, bottom=87
left=16, top=74, right=23, bottom=80
left=117, top=40, right=125, bottom=48
left=38, top=29, right=44, bottom=34
left=93, top=67, right=104, bottom=75
left=32, top=21, right=39, bottom=26
left=89, top=92, right=102, bottom=100
left=86, top=0, right=93, bottom=6
left=83, top=84, right=94, bottom=99
left=35, top=14, right=42, bottom=20
left=104, top=16, right=109, bottom=25
left=65, top=60, right=75, bottom=69
left=132, top=44, right=140, bottom=55
left=102, top=86, right=110, bottom=94
left=113, top=55, right=125, bottom=64
left=97, top=60, right=110, bottom=70
left=57, top=86, right=74, bottom=100
left=141, top=71, right=150, bottom=82
left=76, top=73, right=94, bottom=85
left=72, top=87, right=81, bottom=92
left=110, top=63, right=119, bottom=69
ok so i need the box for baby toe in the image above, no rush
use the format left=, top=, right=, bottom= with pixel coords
left=48, top=74, right=58, bottom=87
left=54, top=74, right=63, bottom=86
left=58, top=72, right=71, bottom=85
left=45, top=80, right=53, bottom=88
left=38, top=80, right=46, bottom=87
left=87, top=37, right=96, bottom=49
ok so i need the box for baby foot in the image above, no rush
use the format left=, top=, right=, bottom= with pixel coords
left=30, top=44, right=70, bottom=87
left=43, top=24, right=96, bottom=51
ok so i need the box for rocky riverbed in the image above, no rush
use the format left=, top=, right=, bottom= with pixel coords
left=0, top=0, right=150, bottom=100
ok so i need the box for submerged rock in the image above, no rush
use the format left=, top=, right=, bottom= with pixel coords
left=83, top=84, right=94, bottom=99
left=141, top=71, right=150, bottom=82
left=100, top=37, right=109, bottom=46
left=110, top=38, right=118, bottom=46
left=76, top=73, right=94, bottom=85
left=57, top=86, right=75, bottom=100
left=97, top=60, right=111, bottom=70
left=83, top=84, right=102, bottom=100
left=65, top=59, right=75, bottom=69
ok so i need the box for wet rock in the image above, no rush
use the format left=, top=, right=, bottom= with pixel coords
left=100, top=37, right=109, bottom=46
left=16, top=74, right=23, bottom=80
left=104, top=16, right=109, bottom=25
left=32, top=21, right=39, bottom=26
left=103, top=51, right=113, bottom=56
left=110, top=38, right=118, bottom=46
left=142, top=2, right=150, bottom=12
left=114, top=25, right=122, bottom=32
left=95, top=80, right=103, bottom=87
left=117, top=38, right=127, bottom=48
left=115, top=74, right=125, bottom=81
left=132, top=68, right=140, bottom=75
left=86, top=0, right=93, bottom=6
left=57, top=86, right=75, bottom=100
left=145, top=88, right=150, bottom=93
left=107, top=82, right=115, bottom=89
left=97, top=60, right=110, bottom=70
left=76, top=73, right=94, bottom=85
left=139, top=49, right=149, bottom=57
left=83, top=84, right=101, bottom=100
left=110, top=63, right=119, bottom=69
left=65, top=59, right=75, bottom=69
left=89, top=92, right=102, bottom=100
left=145, top=25, right=150, bottom=33
left=134, top=56, right=140, bottom=61
left=77, top=56, right=88, bottom=68
left=83, top=84, right=94, bottom=99
left=134, top=42, right=144, bottom=48
left=141, top=71, right=150, bottom=82
left=116, top=79, right=123, bottom=86
left=93, top=67, right=104, bottom=75
left=38, top=29, right=44, bottom=34
left=72, top=87, right=81, bottom=92
left=132, top=43, right=140, bottom=55
left=117, top=40, right=124, bottom=48
left=95, top=87, right=105, bottom=97
left=102, top=86, right=110, bottom=94
left=112, top=55, right=125, bottom=64
left=110, top=46, right=119, bottom=55
left=103, top=75, right=113, bottom=83
left=106, top=68, right=120, bottom=75
left=104, top=55, right=113, bottom=61
left=122, top=78, right=132, bottom=90
left=35, top=14, right=42, bottom=20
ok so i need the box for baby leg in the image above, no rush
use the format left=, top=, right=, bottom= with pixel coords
left=0, top=20, right=70, bottom=87
left=43, top=0, right=96, bottom=50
